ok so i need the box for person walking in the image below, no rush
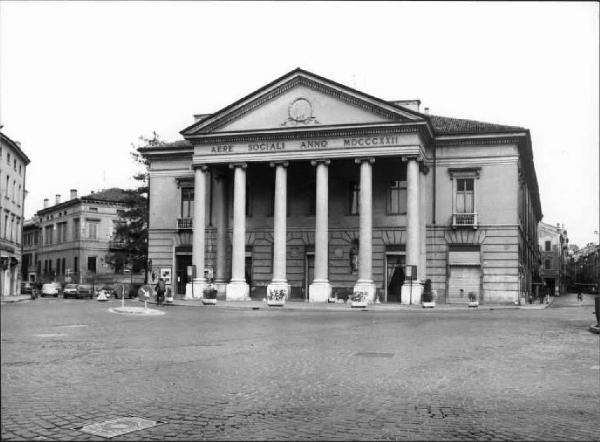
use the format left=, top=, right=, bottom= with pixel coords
left=155, top=278, right=166, bottom=306
left=577, top=286, right=583, bottom=303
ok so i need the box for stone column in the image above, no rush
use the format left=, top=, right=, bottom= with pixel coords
left=267, top=162, right=290, bottom=299
left=353, top=158, right=376, bottom=302
left=186, top=164, right=208, bottom=299
left=419, top=167, right=428, bottom=283
left=401, top=157, right=423, bottom=304
left=226, top=163, right=250, bottom=301
left=309, top=160, right=331, bottom=302
left=214, top=170, right=228, bottom=296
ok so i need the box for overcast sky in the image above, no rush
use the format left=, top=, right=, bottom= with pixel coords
left=1, top=1, right=598, bottom=247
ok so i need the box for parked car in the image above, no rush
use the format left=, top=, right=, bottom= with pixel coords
left=62, top=284, right=79, bottom=299
left=41, top=283, right=59, bottom=297
left=76, top=284, right=94, bottom=299
left=21, top=282, right=33, bottom=295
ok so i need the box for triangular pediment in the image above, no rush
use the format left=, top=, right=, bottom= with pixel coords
left=181, top=68, right=424, bottom=136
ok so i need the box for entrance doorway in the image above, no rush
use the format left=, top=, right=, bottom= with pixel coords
left=304, top=253, right=315, bottom=301
left=176, top=254, right=192, bottom=295
left=385, top=253, right=405, bottom=303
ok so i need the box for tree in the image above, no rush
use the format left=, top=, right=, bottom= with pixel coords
left=105, top=132, right=164, bottom=281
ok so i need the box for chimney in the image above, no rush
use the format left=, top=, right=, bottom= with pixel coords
left=193, top=113, right=211, bottom=122
left=55, top=194, right=61, bottom=205
left=424, top=107, right=430, bottom=115
left=43, top=198, right=49, bottom=208
left=70, top=189, right=78, bottom=200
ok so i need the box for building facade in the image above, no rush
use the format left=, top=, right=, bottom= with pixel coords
left=140, top=69, right=542, bottom=304
left=538, top=222, right=569, bottom=295
left=26, top=188, right=130, bottom=284
left=568, top=242, right=600, bottom=292
left=0, top=131, right=30, bottom=297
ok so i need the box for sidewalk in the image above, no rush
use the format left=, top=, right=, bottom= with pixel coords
left=0, top=294, right=33, bottom=304
left=165, top=296, right=554, bottom=312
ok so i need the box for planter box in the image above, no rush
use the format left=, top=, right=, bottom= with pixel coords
left=202, top=298, right=217, bottom=305
left=350, top=301, right=368, bottom=308
left=422, top=301, right=436, bottom=308
left=267, top=299, right=285, bottom=307
left=468, top=301, right=479, bottom=308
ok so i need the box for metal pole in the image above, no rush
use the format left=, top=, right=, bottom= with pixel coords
left=121, top=284, right=125, bottom=308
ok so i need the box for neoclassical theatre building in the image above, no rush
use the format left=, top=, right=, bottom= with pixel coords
left=140, top=68, right=542, bottom=305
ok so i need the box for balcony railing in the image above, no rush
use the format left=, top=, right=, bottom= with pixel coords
left=452, top=213, right=478, bottom=229
left=177, top=217, right=193, bottom=230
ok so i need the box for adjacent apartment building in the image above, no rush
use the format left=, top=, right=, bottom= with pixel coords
left=22, top=188, right=131, bottom=284
left=0, top=130, right=30, bottom=297
left=538, top=221, right=569, bottom=295
left=140, top=68, right=542, bottom=305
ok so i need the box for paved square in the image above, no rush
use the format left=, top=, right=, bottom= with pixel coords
left=1, top=293, right=599, bottom=440
left=80, top=417, right=158, bottom=438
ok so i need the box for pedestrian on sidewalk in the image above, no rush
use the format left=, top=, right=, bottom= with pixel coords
left=155, top=278, right=165, bottom=306
left=577, top=287, right=583, bottom=303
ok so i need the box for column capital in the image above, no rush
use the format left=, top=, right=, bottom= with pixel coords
left=269, top=161, right=289, bottom=168
left=354, top=157, right=375, bottom=165
left=228, top=162, right=247, bottom=170
left=401, top=154, right=424, bottom=163
left=192, top=163, right=209, bottom=171
left=310, top=159, right=331, bottom=167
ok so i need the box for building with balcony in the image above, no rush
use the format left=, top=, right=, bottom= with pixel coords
left=140, top=68, right=542, bottom=304
left=0, top=130, right=30, bottom=297
left=26, top=188, right=130, bottom=284
left=538, top=222, right=569, bottom=295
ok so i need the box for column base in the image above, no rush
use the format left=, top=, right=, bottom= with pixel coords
left=353, top=280, right=376, bottom=304
left=401, top=281, right=423, bottom=305
left=226, top=281, right=250, bottom=301
left=309, top=281, right=332, bottom=303
left=185, top=279, right=209, bottom=300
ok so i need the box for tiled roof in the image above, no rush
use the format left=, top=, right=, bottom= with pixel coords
left=427, top=114, right=526, bottom=136
left=81, top=188, right=132, bottom=203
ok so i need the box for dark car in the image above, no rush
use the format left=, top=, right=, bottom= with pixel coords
left=21, top=282, right=33, bottom=295
left=62, top=284, right=79, bottom=299
left=76, top=284, right=94, bottom=299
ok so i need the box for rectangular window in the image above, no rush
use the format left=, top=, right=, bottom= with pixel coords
left=73, top=218, right=80, bottom=240
left=545, top=241, right=551, bottom=252
left=56, top=258, right=61, bottom=275
left=62, top=258, right=66, bottom=275
left=74, top=257, right=78, bottom=273
left=6, top=152, right=10, bottom=164
left=45, top=225, right=54, bottom=244
left=89, top=207, right=98, bottom=213
left=5, top=176, right=9, bottom=196
left=349, top=182, right=360, bottom=215
left=88, top=222, right=98, bottom=239
left=57, top=222, right=67, bottom=243
left=181, top=188, right=194, bottom=218
left=544, top=259, right=551, bottom=270
left=456, top=178, right=474, bottom=213
left=87, top=256, right=97, bottom=273
left=386, top=180, right=407, bottom=215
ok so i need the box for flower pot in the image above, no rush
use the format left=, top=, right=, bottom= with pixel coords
left=468, top=301, right=479, bottom=308
left=422, top=301, right=436, bottom=308
left=267, top=299, right=285, bottom=307
left=350, top=300, right=368, bottom=308
left=202, top=298, right=217, bottom=305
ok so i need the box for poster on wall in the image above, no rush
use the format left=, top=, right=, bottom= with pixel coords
left=160, top=267, right=172, bottom=285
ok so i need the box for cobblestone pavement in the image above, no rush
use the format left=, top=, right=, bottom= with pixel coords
left=1, top=293, right=599, bottom=441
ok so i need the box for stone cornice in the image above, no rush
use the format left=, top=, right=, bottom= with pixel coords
left=435, top=134, right=524, bottom=147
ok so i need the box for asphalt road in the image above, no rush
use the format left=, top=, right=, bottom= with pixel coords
left=1, top=293, right=599, bottom=441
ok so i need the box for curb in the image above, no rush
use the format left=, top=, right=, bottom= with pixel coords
left=589, top=325, right=600, bottom=334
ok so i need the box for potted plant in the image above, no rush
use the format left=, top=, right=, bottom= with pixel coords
left=267, top=287, right=287, bottom=306
left=202, top=285, right=218, bottom=305
left=468, top=291, right=479, bottom=308
left=422, top=279, right=435, bottom=308
left=350, top=290, right=368, bottom=308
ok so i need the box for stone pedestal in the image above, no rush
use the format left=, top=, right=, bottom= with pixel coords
left=309, top=281, right=332, bottom=303
left=401, top=282, right=423, bottom=305
left=226, top=281, right=250, bottom=301
left=185, top=279, right=209, bottom=300
left=353, top=281, right=377, bottom=303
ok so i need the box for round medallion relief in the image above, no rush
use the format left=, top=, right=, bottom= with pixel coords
left=288, top=98, right=313, bottom=122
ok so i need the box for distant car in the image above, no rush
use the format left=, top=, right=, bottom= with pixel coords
left=76, top=284, right=94, bottom=299
left=41, top=283, right=59, bottom=297
left=21, top=282, right=33, bottom=295
left=62, top=284, right=79, bottom=299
